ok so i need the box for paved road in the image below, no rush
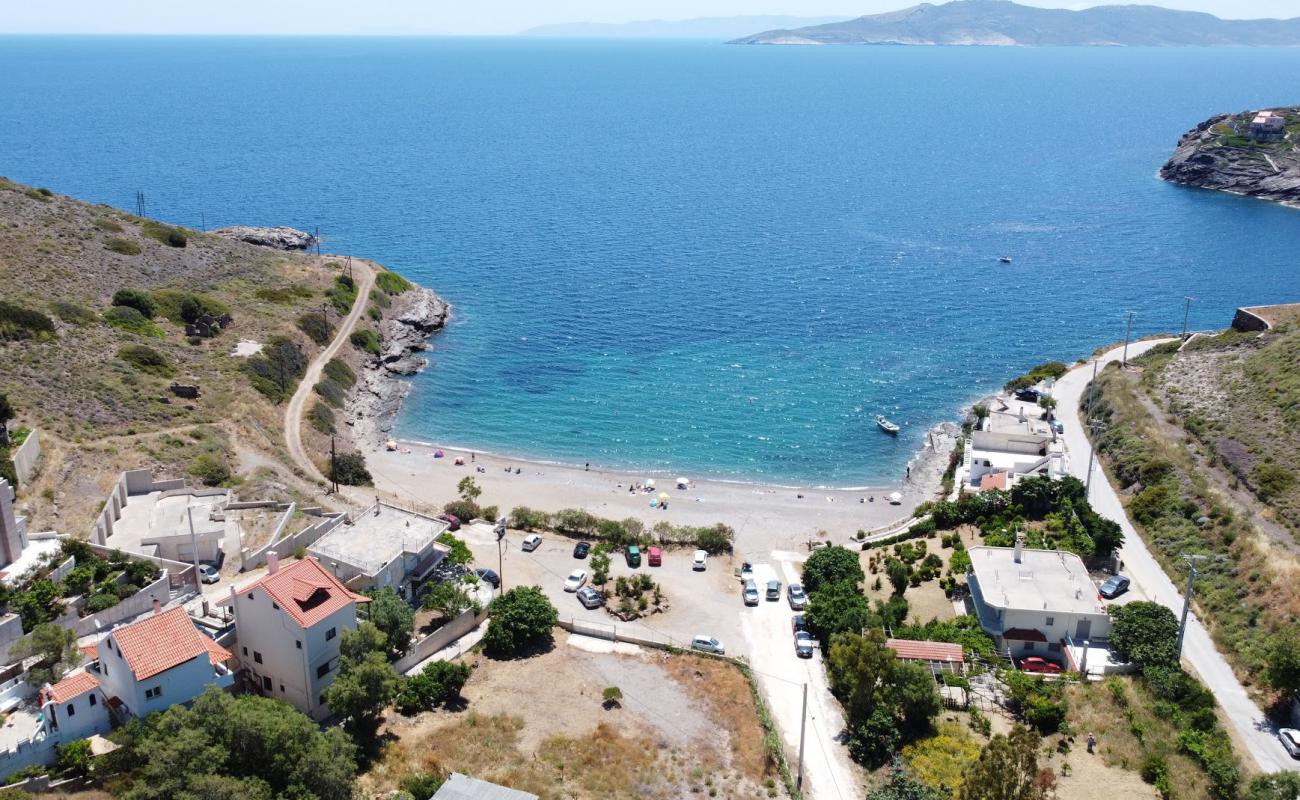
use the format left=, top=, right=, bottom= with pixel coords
left=1055, top=340, right=1291, bottom=773
left=284, top=260, right=376, bottom=484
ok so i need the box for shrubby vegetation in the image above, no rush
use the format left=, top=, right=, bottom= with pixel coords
left=105, top=237, right=142, bottom=255
left=483, top=585, right=557, bottom=657
left=297, top=311, right=334, bottom=345
left=395, top=660, right=470, bottom=715
left=255, top=284, right=314, bottom=304
left=506, top=505, right=734, bottom=554
left=244, top=336, right=307, bottom=402
left=103, top=305, right=163, bottom=337
left=332, top=451, right=372, bottom=486
left=0, top=300, right=56, bottom=341
left=151, top=289, right=228, bottom=324
left=1003, top=361, right=1068, bottom=393
left=375, top=269, right=413, bottom=296
left=116, top=344, right=174, bottom=377
left=308, top=401, right=336, bottom=434
left=49, top=300, right=97, bottom=326
left=139, top=220, right=187, bottom=248
left=350, top=328, right=381, bottom=355
left=327, top=274, right=358, bottom=314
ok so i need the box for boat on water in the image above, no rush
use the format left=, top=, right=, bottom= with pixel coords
left=876, top=415, right=900, bottom=435
left=999, top=256, right=1013, bottom=264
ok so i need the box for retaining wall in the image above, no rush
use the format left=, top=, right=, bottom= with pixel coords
left=71, top=572, right=173, bottom=637
left=1231, top=306, right=1271, bottom=332
left=9, top=430, right=40, bottom=488
left=394, top=608, right=489, bottom=674
left=241, top=511, right=346, bottom=571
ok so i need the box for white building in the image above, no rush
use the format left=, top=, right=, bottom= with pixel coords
left=221, top=555, right=369, bottom=720
left=40, top=672, right=109, bottom=744
left=307, top=501, right=449, bottom=596
left=966, top=537, right=1111, bottom=661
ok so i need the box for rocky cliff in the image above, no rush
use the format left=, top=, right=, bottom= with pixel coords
left=212, top=225, right=317, bottom=251
left=1160, top=109, right=1300, bottom=208
left=351, top=286, right=450, bottom=436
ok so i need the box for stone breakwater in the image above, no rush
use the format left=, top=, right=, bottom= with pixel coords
left=350, top=285, right=450, bottom=440
left=1159, top=110, right=1300, bottom=208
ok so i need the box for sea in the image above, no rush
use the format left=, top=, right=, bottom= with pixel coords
left=2, top=37, right=1299, bottom=486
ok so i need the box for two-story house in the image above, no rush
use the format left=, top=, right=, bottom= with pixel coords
left=221, top=555, right=369, bottom=720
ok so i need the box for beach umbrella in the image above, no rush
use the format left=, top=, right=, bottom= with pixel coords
left=659, top=492, right=670, bottom=500
left=676, top=477, right=690, bottom=488
left=888, top=491, right=903, bottom=504
left=645, top=478, right=656, bottom=488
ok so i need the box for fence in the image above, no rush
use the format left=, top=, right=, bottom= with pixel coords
left=9, top=429, right=40, bottom=487
left=394, top=608, right=490, bottom=674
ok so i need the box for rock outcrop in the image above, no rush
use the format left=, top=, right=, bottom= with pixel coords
left=1160, top=109, right=1300, bottom=208
left=350, top=286, right=450, bottom=435
left=212, top=226, right=318, bottom=251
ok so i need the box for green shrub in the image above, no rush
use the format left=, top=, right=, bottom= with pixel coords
left=442, top=500, right=481, bottom=523
left=400, top=772, right=445, bottom=799
left=85, top=593, right=119, bottom=613
left=49, top=301, right=97, bottom=326
left=244, top=337, right=308, bottom=402
left=140, top=220, right=187, bottom=248
left=103, top=306, right=164, bottom=337
left=24, top=187, right=53, bottom=201
left=151, top=290, right=229, bottom=323
left=394, top=660, right=470, bottom=715
left=375, top=270, right=413, bottom=296
left=313, top=378, right=346, bottom=408
left=483, top=586, right=558, bottom=656
left=111, top=288, right=156, bottom=318
left=1251, top=462, right=1295, bottom=502
left=105, top=237, right=141, bottom=255
left=324, top=358, right=356, bottom=388
left=369, top=288, right=392, bottom=310
left=0, top=301, right=56, bottom=341
left=189, top=452, right=232, bottom=486
left=116, top=344, right=174, bottom=377
left=508, top=506, right=551, bottom=530
left=308, top=402, right=336, bottom=434
left=326, top=275, right=358, bottom=314
left=255, top=284, right=314, bottom=304
left=297, top=311, right=334, bottom=345
left=350, top=329, right=381, bottom=355
left=332, top=451, right=372, bottom=486
left=1004, top=361, right=1069, bottom=393
left=93, top=217, right=124, bottom=233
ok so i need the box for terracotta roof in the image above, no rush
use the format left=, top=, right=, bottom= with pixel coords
left=979, top=472, right=1009, bottom=492
left=48, top=671, right=100, bottom=703
left=223, top=558, right=369, bottom=629
left=110, top=607, right=233, bottom=681
left=1002, top=627, right=1048, bottom=643
left=79, top=643, right=99, bottom=661
left=886, top=638, right=964, bottom=664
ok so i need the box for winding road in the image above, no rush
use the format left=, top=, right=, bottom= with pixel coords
left=284, top=259, right=375, bottom=484
left=1055, top=340, right=1292, bottom=773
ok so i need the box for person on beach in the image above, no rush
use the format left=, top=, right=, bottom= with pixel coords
left=585, top=462, right=590, bottom=471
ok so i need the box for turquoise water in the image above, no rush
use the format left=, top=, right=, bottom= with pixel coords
left=2, top=38, right=1299, bottom=484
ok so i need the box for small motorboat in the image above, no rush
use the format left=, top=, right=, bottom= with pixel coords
left=999, top=256, right=1013, bottom=264
left=876, top=415, right=900, bottom=435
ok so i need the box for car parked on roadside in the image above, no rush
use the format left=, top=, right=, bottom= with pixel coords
left=197, top=564, right=220, bottom=584
left=691, top=635, right=725, bottom=655
left=576, top=586, right=604, bottom=610
left=522, top=533, right=542, bottom=552
left=626, top=545, right=642, bottom=568
left=647, top=546, right=662, bottom=567
left=563, top=569, right=588, bottom=592
left=1018, top=656, right=1062, bottom=674
left=435, top=514, right=460, bottom=531
left=573, top=541, right=591, bottom=559
left=766, top=580, right=782, bottom=601
left=743, top=579, right=759, bottom=606
left=791, top=614, right=808, bottom=634
left=1279, top=728, right=1300, bottom=759
left=1051, top=420, right=1064, bottom=434
left=693, top=550, right=708, bottom=571
left=794, top=630, right=815, bottom=659
left=787, top=582, right=807, bottom=610
left=1015, top=387, right=1041, bottom=403
left=1099, top=575, right=1130, bottom=599
left=475, top=568, right=500, bottom=588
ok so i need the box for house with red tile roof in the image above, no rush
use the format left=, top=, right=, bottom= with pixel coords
left=885, top=639, right=965, bottom=675
left=41, top=670, right=109, bottom=743
left=90, top=604, right=234, bottom=720
left=219, top=554, right=369, bottom=720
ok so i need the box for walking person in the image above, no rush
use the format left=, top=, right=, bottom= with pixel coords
left=1087, top=732, right=1096, bottom=754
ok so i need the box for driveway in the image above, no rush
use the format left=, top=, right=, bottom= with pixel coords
left=1054, top=339, right=1292, bottom=773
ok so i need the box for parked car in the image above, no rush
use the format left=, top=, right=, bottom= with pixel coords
left=742, top=579, right=759, bottom=606
left=1099, top=575, right=1130, bottom=599
left=647, top=546, right=662, bottom=567
left=576, top=586, right=604, bottom=610
left=794, top=631, right=815, bottom=659
left=436, top=514, right=460, bottom=531
left=573, top=541, right=591, bottom=559
left=787, top=582, right=807, bottom=610
left=522, top=534, right=542, bottom=552
left=626, top=545, right=642, bottom=568
left=1014, top=387, right=1041, bottom=403
left=197, top=564, right=220, bottom=584
left=1051, top=420, right=1064, bottom=434
left=692, top=550, right=707, bottom=571
left=563, top=569, right=588, bottom=592
left=691, top=635, right=725, bottom=655
left=766, top=580, right=782, bottom=601
left=791, top=614, right=808, bottom=634
left=1279, top=728, right=1300, bottom=759
left=1018, top=657, right=1062, bottom=674
left=475, top=568, right=500, bottom=588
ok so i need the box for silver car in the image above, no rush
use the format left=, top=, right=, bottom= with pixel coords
left=794, top=630, right=815, bottom=658
left=742, top=579, right=759, bottom=606
left=1280, top=728, right=1300, bottom=759
left=691, top=635, right=725, bottom=655
left=787, top=582, right=807, bottom=610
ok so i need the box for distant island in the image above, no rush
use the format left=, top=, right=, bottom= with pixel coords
left=730, top=0, right=1300, bottom=46
left=520, top=15, right=847, bottom=40
left=1160, top=108, right=1300, bottom=208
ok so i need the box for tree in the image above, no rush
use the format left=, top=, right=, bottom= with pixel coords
left=457, top=476, right=482, bottom=503
left=483, top=585, right=558, bottom=657
left=322, top=650, right=400, bottom=741
left=894, top=661, right=943, bottom=735
left=959, top=725, right=1046, bottom=800
left=1244, top=772, right=1300, bottom=800
left=1265, top=626, right=1300, bottom=699
left=435, top=532, right=473, bottom=565
left=421, top=580, right=475, bottom=619
left=394, top=660, right=470, bottom=715
left=828, top=630, right=941, bottom=767
left=590, top=546, right=611, bottom=586
left=363, top=588, right=414, bottom=656
left=886, top=559, right=911, bottom=596
left=13, top=623, right=80, bottom=686
left=332, top=451, right=372, bottom=486
left=0, top=392, right=12, bottom=447
left=338, top=621, right=389, bottom=665
left=1037, top=395, right=1058, bottom=421
left=972, top=404, right=990, bottom=423
left=1109, top=601, right=1179, bottom=671
left=802, top=546, right=864, bottom=594
left=867, top=760, right=948, bottom=800
left=804, top=582, right=874, bottom=641
left=111, top=288, right=157, bottom=318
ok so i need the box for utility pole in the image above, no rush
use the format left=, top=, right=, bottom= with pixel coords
left=1176, top=554, right=1213, bottom=657
left=186, top=505, right=202, bottom=592
left=495, top=517, right=507, bottom=593
left=315, top=226, right=322, bottom=259
left=329, top=436, right=338, bottom=494
left=797, top=682, right=808, bottom=791
left=1084, top=419, right=1107, bottom=501
left=1181, top=296, right=1194, bottom=341
left=1121, top=311, right=1136, bottom=368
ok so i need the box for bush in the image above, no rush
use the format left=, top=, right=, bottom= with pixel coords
left=93, top=217, right=124, bottom=233
left=401, top=772, right=445, bottom=799
left=509, top=506, right=551, bottom=530
left=0, top=301, right=56, bottom=341
left=394, top=660, right=470, bottom=715
left=802, top=546, right=865, bottom=594
left=49, top=301, right=97, bottom=326
left=1004, top=361, right=1068, bottom=393
left=327, top=275, right=358, bottom=314
left=324, top=358, right=356, bottom=388
left=111, top=288, right=157, bottom=318
left=308, top=402, right=336, bottom=434
left=442, top=499, right=481, bottom=523
left=56, top=738, right=93, bottom=777
left=296, top=312, right=334, bottom=345
left=105, top=237, right=141, bottom=255
left=117, top=344, right=174, bottom=377
left=1251, top=462, right=1295, bottom=502
left=313, top=378, right=346, bottom=408
left=375, top=270, right=414, bottom=295
left=189, top=452, right=232, bottom=486
left=85, top=593, right=119, bottom=613
left=350, top=329, right=381, bottom=355
left=255, top=284, right=314, bottom=304
left=103, top=305, right=164, bottom=337
left=151, top=290, right=229, bottom=324
left=140, top=220, right=187, bottom=247
left=332, top=451, right=372, bottom=486
left=244, top=337, right=308, bottom=402
left=483, top=586, right=557, bottom=656
left=436, top=532, right=473, bottom=565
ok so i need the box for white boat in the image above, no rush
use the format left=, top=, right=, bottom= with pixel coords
left=876, top=415, right=900, bottom=435
left=999, top=256, right=1013, bottom=264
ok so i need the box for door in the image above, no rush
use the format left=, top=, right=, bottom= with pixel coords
left=1075, top=619, right=1092, bottom=640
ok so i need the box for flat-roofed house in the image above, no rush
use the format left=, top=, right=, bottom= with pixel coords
left=307, top=501, right=450, bottom=597
left=1250, top=111, right=1286, bottom=141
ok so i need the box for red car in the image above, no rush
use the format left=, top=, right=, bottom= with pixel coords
left=1018, top=657, right=1063, bottom=674
left=436, top=514, right=460, bottom=531
left=647, top=547, right=662, bottom=567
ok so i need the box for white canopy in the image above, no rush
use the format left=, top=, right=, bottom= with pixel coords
left=888, top=491, right=903, bottom=504
left=676, top=477, right=690, bottom=488
left=645, top=478, right=656, bottom=488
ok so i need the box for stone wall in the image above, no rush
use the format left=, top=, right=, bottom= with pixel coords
left=394, top=608, right=489, bottom=674
left=1231, top=306, right=1271, bottom=332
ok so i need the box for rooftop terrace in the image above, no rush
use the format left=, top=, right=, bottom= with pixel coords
left=309, top=503, right=448, bottom=576
left=968, top=545, right=1105, bottom=616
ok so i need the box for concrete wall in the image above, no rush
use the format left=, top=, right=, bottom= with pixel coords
left=242, top=512, right=345, bottom=572
left=72, top=572, right=172, bottom=637
left=1231, top=306, right=1271, bottom=333
left=0, top=615, right=26, bottom=666
left=90, top=470, right=187, bottom=546
left=394, top=609, right=489, bottom=674
left=78, top=539, right=196, bottom=591
left=971, top=430, right=1050, bottom=456
left=10, top=430, right=40, bottom=488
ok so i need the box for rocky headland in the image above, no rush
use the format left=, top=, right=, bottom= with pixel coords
left=212, top=225, right=318, bottom=250
left=1160, top=108, right=1300, bottom=208
left=349, top=285, right=450, bottom=439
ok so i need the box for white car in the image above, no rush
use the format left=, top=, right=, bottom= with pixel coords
left=1280, top=728, right=1300, bottom=759
left=691, top=635, right=725, bottom=655
left=563, top=569, right=588, bottom=592
left=522, top=534, right=542, bottom=552
left=692, top=550, right=707, bottom=571
left=197, top=564, right=220, bottom=584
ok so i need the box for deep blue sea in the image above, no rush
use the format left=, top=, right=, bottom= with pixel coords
left=2, top=37, right=1299, bottom=485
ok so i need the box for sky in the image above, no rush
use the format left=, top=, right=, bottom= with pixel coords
left=3, top=0, right=1297, bottom=36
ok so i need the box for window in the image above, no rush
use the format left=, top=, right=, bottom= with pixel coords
left=1045, top=616, right=1055, bottom=627
left=247, top=592, right=255, bottom=600
left=279, top=684, right=285, bottom=693
left=272, top=602, right=279, bottom=610
left=89, top=695, right=97, bottom=707
left=317, top=663, right=331, bottom=679
left=66, top=704, right=75, bottom=717
left=295, top=640, right=302, bottom=650
left=254, top=651, right=263, bottom=664
left=326, top=627, right=337, bottom=641
left=1023, top=642, right=1036, bottom=652
left=145, top=687, right=162, bottom=700
left=1047, top=643, right=1062, bottom=653
left=262, top=676, right=272, bottom=691
left=242, top=646, right=248, bottom=656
